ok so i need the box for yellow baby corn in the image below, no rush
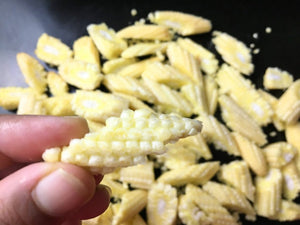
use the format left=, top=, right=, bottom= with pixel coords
left=217, top=64, right=273, bottom=126
left=87, top=23, right=127, bottom=59
left=102, top=57, right=137, bottom=74
left=47, top=71, right=68, bottom=96
left=119, top=161, right=155, bottom=189
left=218, top=94, right=267, bottom=146
left=263, top=142, right=297, bottom=169
left=147, top=183, right=177, bottom=225
left=121, top=42, right=168, bottom=58
left=232, top=132, right=268, bottom=176
left=117, top=56, right=163, bottom=78
left=204, top=75, right=219, bottom=115
left=177, top=37, right=219, bottom=75
left=158, top=144, right=197, bottom=170
left=177, top=133, right=212, bottom=160
left=0, top=87, right=37, bottom=110
left=285, top=122, right=300, bottom=171
left=142, top=77, right=193, bottom=117
left=58, top=59, right=103, bottom=90
left=202, top=181, right=256, bottom=216
left=73, top=36, right=100, bottom=66
left=263, top=67, right=294, bottom=90
left=16, top=52, right=47, bottom=94
left=112, top=190, right=147, bottom=225
left=42, top=109, right=202, bottom=172
left=254, top=168, right=283, bottom=218
left=178, top=194, right=211, bottom=225
left=157, top=161, right=219, bottom=186
left=141, top=61, right=191, bottom=89
left=218, top=160, right=255, bottom=202
left=82, top=204, right=114, bottom=225
left=113, top=92, right=154, bottom=112
left=185, top=184, right=239, bottom=225
left=180, top=84, right=209, bottom=115
left=101, top=176, right=129, bottom=199
left=258, top=89, right=285, bottom=131
left=167, top=43, right=203, bottom=85
left=86, top=120, right=105, bottom=133
left=103, top=74, right=156, bottom=103
left=71, top=90, right=129, bottom=123
left=272, top=200, right=300, bottom=221
left=276, top=79, right=300, bottom=125
left=198, top=114, right=240, bottom=156
left=282, top=161, right=300, bottom=201
left=116, top=24, right=172, bottom=41
left=148, top=11, right=212, bottom=35
left=212, top=31, right=254, bottom=75
left=42, top=94, right=75, bottom=116
left=35, top=33, right=73, bottom=66
left=16, top=92, right=46, bottom=115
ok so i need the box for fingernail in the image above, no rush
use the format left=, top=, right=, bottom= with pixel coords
left=100, top=184, right=112, bottom=196
left=32, top=168, right=90, bottom=217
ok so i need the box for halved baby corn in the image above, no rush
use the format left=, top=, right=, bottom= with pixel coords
left=73, top=36, right=100, bottom=66
left=42, top=108, right=202, bottom=173
left=263, top=67, right=294, bottom=90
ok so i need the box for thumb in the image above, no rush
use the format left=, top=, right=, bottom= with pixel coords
left=0, top=162, right=105, bottom=225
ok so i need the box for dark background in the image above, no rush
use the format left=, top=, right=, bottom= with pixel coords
left=0, top=0, right=299, bottom=224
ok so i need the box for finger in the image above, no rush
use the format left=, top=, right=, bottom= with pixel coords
left=0, top=162, right=109, bottom=225
left=0, top=115, right=89, bottom=162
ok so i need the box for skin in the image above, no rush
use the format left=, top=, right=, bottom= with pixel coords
left=0, top=115, right=110, bottom=225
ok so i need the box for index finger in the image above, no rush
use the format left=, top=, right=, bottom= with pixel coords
left=0, top=115, right=89, bottom=163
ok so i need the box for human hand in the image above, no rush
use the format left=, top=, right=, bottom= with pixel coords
left=0, top=115, right=111, bottom=225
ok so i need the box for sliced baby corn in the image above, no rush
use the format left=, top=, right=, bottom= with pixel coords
left=71, top=90, right=129, bottom=123
left=113, top=92, right=154, bottom=112
left=263, top=142, right=297, bottom=169
left=58, top=59, right=103, bottom=90
left=16, top=52, right=47, bottom=94
left=276, top=79, right=300, bottom=125
left=216, top=64, right=273, bottom=126
left=202, top=181, right=256, bottom=216
left=181, top=83, right=209, bottom=115
left=167, top=43, right=203, bottom=85
left=35, top=33, right=73, bottom=66
left=148, top=11, right=212, bottom=35
left=212, top=31, right=254, bottom=75
left=119, top=161, right=155, bottom=189
left=117, top=56, right=163, bottom=78
left=73, top=36, right=100, bottom=66
left=42, top=94, right=75, bottom=116
left=42, top=108, right=202, bottom=172
left=0, top=87, right=36, bottom=110
left=219, top=94, right=267, bottom=146
left=272, top=200, right=300, bottom=221
left=142, top=77, right=193, bottom=117
left=177, top=37, right=219, bottom=75
left=218, top=160, right=255, bottom=202
left=177, top=133, right=212, bottom=160
left=198, top=114, right=240, bottom=156
left=204, top=75, right=219, bottom=114
left=116, top=24, right=173, bottom=41
left=17, top=92, right=46, bottom=115
left=263, top=67, right=294, bottom=90
left=121, top=42, right=168, bottom=58
left=157, top=161, right=219, bottom=186
left=158, top=144, right=197, bottom=170
left=87, top=23, right=127, bottom=59
left=82, top=204, right=114, bottom=225
left=147, top=183, right=177, bottom=225
left=285, top=122, right=300, bottom=171
left=103, top=74, right=156, bottom=103
left=141, top=61, right=191, bottom=89
left=282, top=161, right=300, bottom=200
left=102, top=57, right=136, bottom=74
left=232, top=132, right=268, bottom=176
left=178, top=194, right=211, bottom=225
left=47, top=71, right=68, bottom=96
left=185, top=184, right=239, bottom=225
left=86, top=119, right=105, bottom=133
left=101, top=176, right=129, bottom=199
left=112, top=190, right=147, bottom=225
left=254, top=168, right=283, bottom=218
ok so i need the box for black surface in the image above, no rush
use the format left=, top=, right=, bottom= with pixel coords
left=0, top=0, right=299, bottom=224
